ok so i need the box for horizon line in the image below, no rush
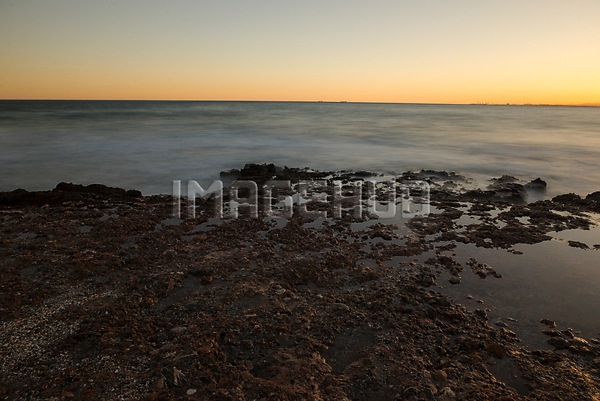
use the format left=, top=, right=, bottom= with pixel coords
left=1, top=99, right=599, bottom=107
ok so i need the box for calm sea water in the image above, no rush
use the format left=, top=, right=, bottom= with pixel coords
left=1, top=100, right=599, bottom=196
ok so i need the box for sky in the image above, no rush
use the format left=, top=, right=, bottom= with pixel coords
left=1, top=0, right=599, bottom=104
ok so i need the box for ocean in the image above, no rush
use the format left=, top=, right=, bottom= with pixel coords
left=1, top=100, right=599, bottom=196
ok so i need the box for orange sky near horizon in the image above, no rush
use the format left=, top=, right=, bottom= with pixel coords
left=1, top=0, right=599, bottom=105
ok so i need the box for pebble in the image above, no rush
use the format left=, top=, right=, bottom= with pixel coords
left=171, top=326, right=187, bottom=334
left=186, top=389, right=197, bottom=395
left=449, top=276, right=461, bottom=284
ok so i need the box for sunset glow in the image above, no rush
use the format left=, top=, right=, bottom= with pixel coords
left=1, top=0, right=599, bottom=105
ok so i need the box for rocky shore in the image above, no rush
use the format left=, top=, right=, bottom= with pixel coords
left=1, top=164, right=600, bottom=400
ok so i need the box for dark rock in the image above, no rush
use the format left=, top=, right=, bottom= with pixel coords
left=525, top=178, right=547, bottom=191
left=418, top=273, right=435, bottom=287
left=568, top=240, right=589, bottom=249
left=561, top=329, right=574, bottom=339
left=569, top=337, right=589, bottom=347
left=552, top=193, right=582, bottom=203
left=585, top=191, right=600, bottom=202
left=490, top=175, right=520, bottom=183
left=474, top=309, right=488, bottom=320
left=54, top=182, right=130, bottom=196
left=486, top=342, right=507, bottom=358
left=540, top=319, right=556, bottom=327
left=547, top=337, right=569, bottom=349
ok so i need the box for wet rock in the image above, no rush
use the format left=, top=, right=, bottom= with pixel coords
left=568, top=240, right=589, bottom=249
left=540, top=319, right=556, bottom=327
left=570, top=337, right=589, bottom=347
left=552, top=193, right=582, bottom=204
left=486, top=342, right=507, bottom=358
left=525, top=178, right=547, bottom=191
left=561, top=328, right=574, bottom=339
left=490, top=175, right=521, bottom=184
left=499, top=328, right=519, bottom=340
left=54, top=182, right=133, bottom=196
left=418, top=273, right=435, bottom=287
left=445, top=310, right=466, bottom=322
left=437, top=255, right=463, bottom=275
left=547, top=337, right=569, bottom=349
left=474, top=309, right=488, bottom=320
left=585, top=191, right=600, bottom=202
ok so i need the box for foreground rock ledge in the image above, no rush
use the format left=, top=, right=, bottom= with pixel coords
left=1, top=177, right=600, bottom=400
